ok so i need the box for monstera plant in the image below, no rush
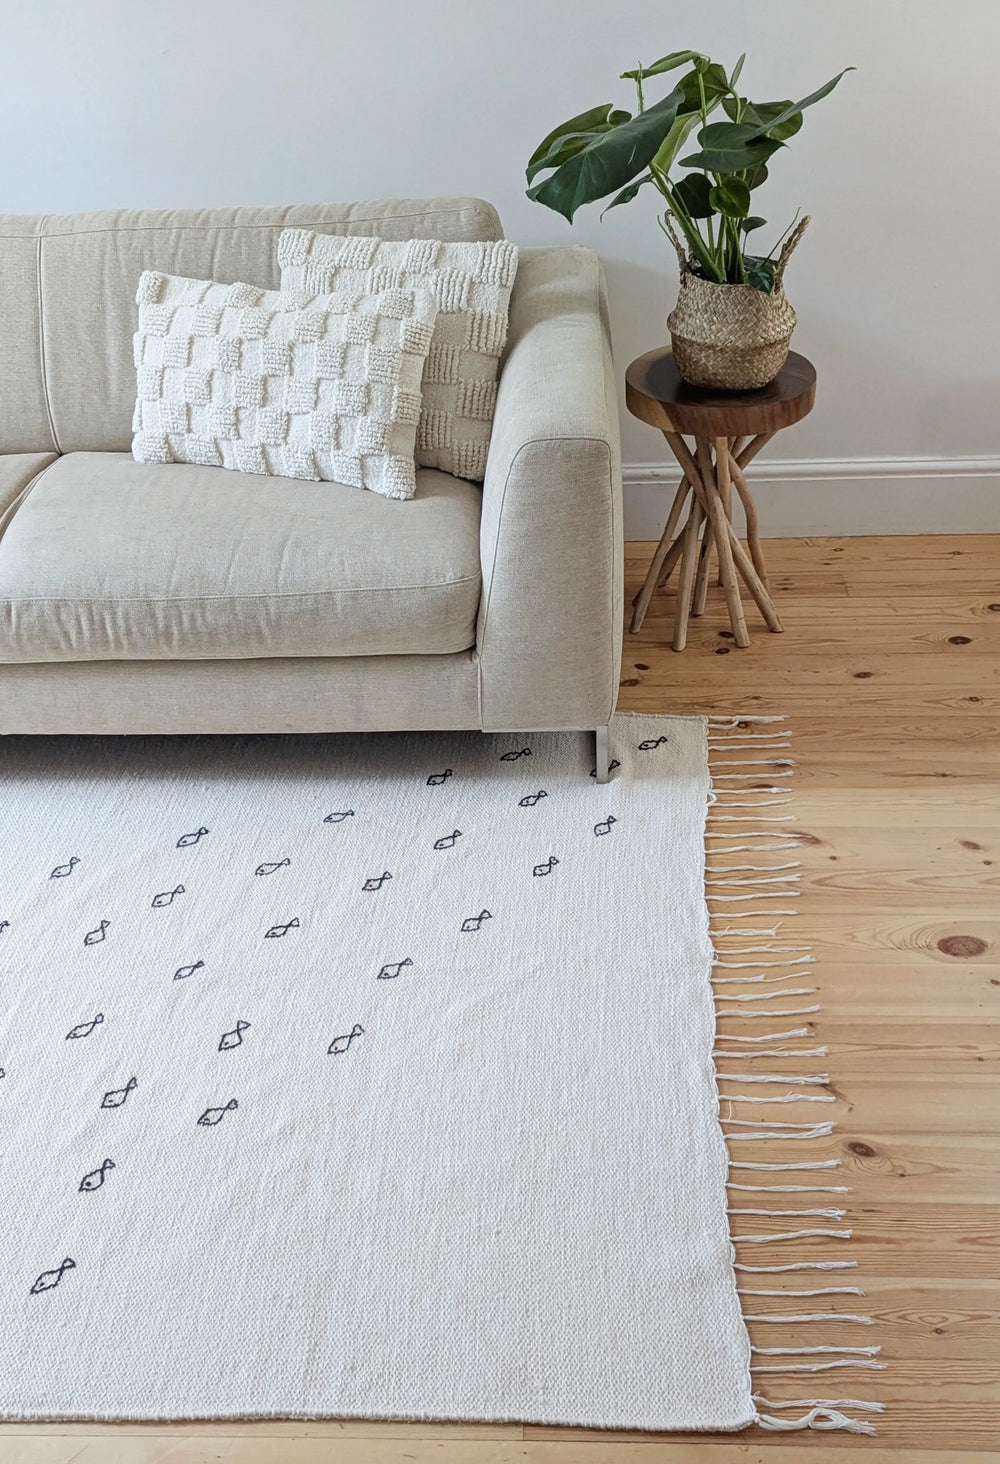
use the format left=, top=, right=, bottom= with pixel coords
left=526, top=50, right=852, bottom=388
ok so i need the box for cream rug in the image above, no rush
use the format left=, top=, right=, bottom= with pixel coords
left=0, top=713, right=874, bottom=1431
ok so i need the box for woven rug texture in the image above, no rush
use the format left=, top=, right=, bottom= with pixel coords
left=0, top=713, right=753, bottom=1427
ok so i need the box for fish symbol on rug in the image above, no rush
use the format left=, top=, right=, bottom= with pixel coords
left=255, top=858, right=291, bottom=876
left=377, top=957, right=412, bottom=980
left=518, top=790, right=548, bottom=808
left=327, top=1024, right=364, bottom=1056
left=173, top=960, right=204, bottom=981
left=218, top=1020, right=251, bottom=1052
left=532, top=856, right=559, bottom=877
left=66, top=1012, right=104, bottom=1040
left=638, top=736, right=669, bottom=751
left=594, top=816, right=617, bottom=837
left=426, top=769, right=453, bottom=786
left=101, top=1076, right=137, bottom=1109
left=198, top=1098, right=238, bottom=1126
left=323, top=810, right=355, bottom=824
left=83, top=919, right=110, bottom=945
left=152, top=885, right=185, bottom=908
left=0, top=920, right=9, bottom=936
left=461, top=909, right=492, bottom=933
left=265, top=917, right=300, bottom=938
left=79, top=1158, right=115, bottom=1193
left=176, top=827, right=209, bottom=847
left=433, top=830, right=462, bottom=850
left=500, top=747, right=532, bottom=762
left=590, top=760, right=621, bottom=779
left=50, top=856, right=80, bottom=879
left=362, top=872, right=392, bottom=892
left=30, top=1257, right=75, bottom=1295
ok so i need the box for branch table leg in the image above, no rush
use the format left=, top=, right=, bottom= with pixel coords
left=692, top=515, right=713, bottom=616
left=671, top=491, right=705, bottom=652
left=630, top=474, right=691, bottom=632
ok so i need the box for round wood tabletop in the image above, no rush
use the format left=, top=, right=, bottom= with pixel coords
left=625, top=348, right=816, bottom=438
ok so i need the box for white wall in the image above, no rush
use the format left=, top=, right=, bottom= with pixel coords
left=4, top=0, right=999, bottom=535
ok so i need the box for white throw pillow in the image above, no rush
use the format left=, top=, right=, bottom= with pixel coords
left=277, top=231, right=519, bottom=482
left=131, top=272, right=438, bottom=500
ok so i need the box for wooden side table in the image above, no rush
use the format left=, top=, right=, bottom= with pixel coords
left=625, top=349, right=816, bottom=650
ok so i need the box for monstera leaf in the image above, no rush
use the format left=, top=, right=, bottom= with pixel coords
left=527, top=85, right=692, bottom=223
left=526, top=105, right=632, bottom=185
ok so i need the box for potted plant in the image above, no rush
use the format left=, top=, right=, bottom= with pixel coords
left=525, top=50, right=851, bottom=390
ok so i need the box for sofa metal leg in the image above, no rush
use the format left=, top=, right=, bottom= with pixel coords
left=594, top=725, right=611, bottom=784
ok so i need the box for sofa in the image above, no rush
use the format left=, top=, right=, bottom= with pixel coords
left=0, top=198, right=623, bottom=776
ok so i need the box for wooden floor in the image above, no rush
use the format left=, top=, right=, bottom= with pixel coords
left=5, top=535, right=998, bottom=1464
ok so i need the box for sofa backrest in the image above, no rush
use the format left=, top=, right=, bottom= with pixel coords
left=0, top=198, right=503, bottom=455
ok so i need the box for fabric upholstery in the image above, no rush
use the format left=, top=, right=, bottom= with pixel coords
left=477, top=247, right=623, bottom=732
left=279, top=231, right=518, bottom=482
left=0, top=650, right=479, bottom=735
left=132, top=271, right=437, bottom=499
left=0, top=453, right=57, bottom=522
left=0, top=453, right=482, bottom=663
left=0, top=199, right=502, bottom=456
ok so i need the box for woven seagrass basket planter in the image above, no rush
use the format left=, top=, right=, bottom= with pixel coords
left=663, top=215, right=809, bottom=391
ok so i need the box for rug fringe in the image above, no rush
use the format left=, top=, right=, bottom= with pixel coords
left=707, top=714, right=881, bottom=1438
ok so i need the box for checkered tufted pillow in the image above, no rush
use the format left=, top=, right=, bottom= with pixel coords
left=131, top=272, right=439, bottom=500
left=277, top=231, right=519, bottom=483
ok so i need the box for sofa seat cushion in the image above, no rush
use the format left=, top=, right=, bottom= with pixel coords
left=0, top=453, right=482, bottom=662
left=0, top=453, right=57, bottom=520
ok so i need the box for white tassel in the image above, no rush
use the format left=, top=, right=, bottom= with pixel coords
left=736, top=1261, right=857, bottom=1272
left=722, top=1118, right=826, bottom=1127
left=708, top=874, right=801, bottom=886
left=715, top=1029, right=812, bottom=1044
left=709, top=842, right=797, bottom=852
left=710, top=815, right=797, bottom=824
left=754, top=1393, right=884, bottom=1411
left=741, top=1287, right=865, bottom=1296
left=733, top=1229, right=851, bottom=1242
left=728, top=1183, right=848, bottom=1194
left=716, top=1072, right=830, bottom=1083
left=754, top=1360, right=886, bottom=1373
left=732, top=1159, right=840, bottom=1169
left=745, top=1312, right=872, bottom=1324
left=714, top=955, right=813, bottom=966
left=708, top=713, right=786, bottom=722
left=726, top=1129, right=832, bottom=1141
left=729, top=1207, right=846, bottom=1219
left=713, top=951, right=810, bottom=960
left=719, top=1006, right=820, bottom=1017
left=715, top=1048, right=828, bottom=1059
left=723, top=1093, right=835, bottom=1103
left=732, top=1159, right=843, bottom=1171
left=715, top=926, right=782, bottom=935
left=757, top=1405, right=877, bottom=1434
left=712, top=973, right=812, bottom=985
left=753, top=1345, right=880, bottom=1356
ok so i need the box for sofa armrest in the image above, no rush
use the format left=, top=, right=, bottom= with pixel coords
left=476, top=246, right=623, bottom=732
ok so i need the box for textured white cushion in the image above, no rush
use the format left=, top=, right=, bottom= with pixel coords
left=278, top=230, right=518, bottom=482
left=131, top=272, right=438, bottom=500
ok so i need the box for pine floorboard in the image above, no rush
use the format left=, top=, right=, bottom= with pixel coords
left=6, top=534, right=998, bottom=1461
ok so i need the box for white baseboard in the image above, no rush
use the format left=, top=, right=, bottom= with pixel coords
left=623, top=455, right=1000, bottom=539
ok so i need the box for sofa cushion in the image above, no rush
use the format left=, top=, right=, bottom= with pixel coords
left=278, top=231, right=519, bottom=482
left=0, top=200, right=502, bottom=458
left=0, top=453, right=57, bottom=520
left=132, top=271, right=438, bottom=500
left=0, top=453, right=482, bottom=662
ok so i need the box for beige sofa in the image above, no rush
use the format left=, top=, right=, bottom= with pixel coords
left=0, top=198, right=623, bottom=776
